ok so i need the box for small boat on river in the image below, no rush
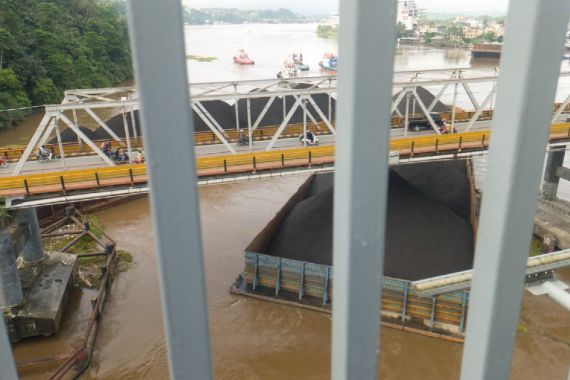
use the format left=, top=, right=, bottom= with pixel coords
left=277, top=53, right=309, bottom=79
left=319, top=53, right=337, bottom=74
left=233, top=49, right=255, bottom=65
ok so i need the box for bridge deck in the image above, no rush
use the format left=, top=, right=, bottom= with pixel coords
left=1, top=124, right=569, bottom=199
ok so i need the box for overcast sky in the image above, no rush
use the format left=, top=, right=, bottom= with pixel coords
left=182, top=0, right=509, bottom=15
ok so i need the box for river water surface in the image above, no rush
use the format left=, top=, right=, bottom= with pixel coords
left=6, top=23, right=570, bottom=379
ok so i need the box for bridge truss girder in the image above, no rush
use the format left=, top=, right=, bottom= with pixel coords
left=11, top=68, right=570, bottom=175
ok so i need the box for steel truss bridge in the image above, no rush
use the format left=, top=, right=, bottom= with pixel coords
left=5, top=67, right=570, bottom=177
left=0, top=67, right=569, bottom=208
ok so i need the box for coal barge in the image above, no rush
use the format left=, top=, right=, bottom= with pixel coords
left=232, top=160, right=479, bottom=339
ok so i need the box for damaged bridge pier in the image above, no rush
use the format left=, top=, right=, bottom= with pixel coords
left=0, top=207, right=77, bottom=342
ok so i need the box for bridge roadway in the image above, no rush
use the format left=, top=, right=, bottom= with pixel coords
left=0, top=117, right=500, bottom=177
left=1, top=121, right=570, bottom=205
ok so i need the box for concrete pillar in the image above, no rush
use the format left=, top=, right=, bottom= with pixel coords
left=542, top=149, right=566, bottom=200
left=0, top=231, right=23, bottom=309
left=15, top=208, right=44, bottom=263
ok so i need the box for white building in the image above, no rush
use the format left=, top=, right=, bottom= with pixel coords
left=330, top=12, right=339, bottom=27
left=397, top=0, right=420, bottom=30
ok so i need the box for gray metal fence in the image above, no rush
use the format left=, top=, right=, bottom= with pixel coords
left=1, top=0, right=569, bottom=379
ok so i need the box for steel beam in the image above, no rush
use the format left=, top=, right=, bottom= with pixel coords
left=294, top=95, right=319, bottom=126
left=12, top=113, right=53, bottom=175
left=195, top=101, right=227, bottom=136
left=411, top=88, right=441, bottom=134
left=251, top=96, right=276, bottom=131
left=390, top=89, right=407, bottom=115
left=331, top=0, right=396, bottom=378
left=85, top=108, right=123, bottom=142
left=58, top=113, right=116, bottom=166
left=461, top=82, right=480, bottom=110
left=121, top=108, right=133, bottom=164
left=191, top=104, right=236, bottom=154
left=126, top=1, right=213, bottom=379
left=307, top=96, right=337, bottom=135
left=427, top=83, right=449, bottom=112
left=460, top=1, right=570, bottom=379
left=464, top=85, right=496, bottom=132
left=54, top=117, right=67, bottom=171
left=266, top=97, right=303, bottom=151
left=552, top=92, right=570, bottom=123
left=38, top=115, right=57, bottom=147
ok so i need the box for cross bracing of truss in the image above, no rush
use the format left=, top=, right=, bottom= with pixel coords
left=11, top=68, right=570, bottom=175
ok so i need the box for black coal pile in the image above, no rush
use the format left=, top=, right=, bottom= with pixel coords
left=266, top=163, right=474, bottom=281
left=237, top=92, right=336, bottom=128
left=394, top=160, right=470, bottom=221
left=192, top=100, right=236, bottom=131
left=392, top=86, right=450, bottom=115
left=93, top=111, right=142, bottom=140
left=94, top=100, right=236, bottom=139
left=48, top=126, right=98, bottom=144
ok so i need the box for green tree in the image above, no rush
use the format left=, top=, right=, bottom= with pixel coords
left=479, top=31, right=498, bottom=43
left=396, top=21, right=406, bottom=39
left=446, top=24, right=464, bottom=41
left=0, top=27, right=14, bottom=69
left=0, top=69, right=30, bottom=126
left=0, top=0, right=133, bottom=128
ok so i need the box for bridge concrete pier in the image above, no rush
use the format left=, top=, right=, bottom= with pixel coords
left=0, top=230, right=23, bottom=309
left=542, top=149, right=566, bottom=200
left=15, top=208, right=44, bottom=263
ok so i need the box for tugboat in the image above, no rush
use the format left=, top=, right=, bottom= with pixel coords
left=292, top=53, right=309, bottom=71
left=277, top=53, right=309, bottom=79
left=233, top=49, right=255, bottom=65
left=319, top=53, right=337, bottom=74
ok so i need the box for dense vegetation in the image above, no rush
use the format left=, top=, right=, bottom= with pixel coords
left=316, top=24, right=337, bottom=39
left=183, top=8, right=302, bottom=25
left=0, top=0, right=132, bottom=128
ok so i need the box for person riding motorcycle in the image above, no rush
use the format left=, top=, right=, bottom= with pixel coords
left=306, top=130, right=316, bottom=144
left=38, top=145, right=52, bottom=160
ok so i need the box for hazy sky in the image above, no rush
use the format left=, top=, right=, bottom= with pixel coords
left=182, top=0, right=510, bottom=15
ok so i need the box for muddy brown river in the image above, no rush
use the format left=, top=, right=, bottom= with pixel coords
left=11, top=176, right=570, bottom=379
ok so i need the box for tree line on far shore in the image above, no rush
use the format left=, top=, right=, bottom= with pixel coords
left=0, top=0, right=132, bottom=129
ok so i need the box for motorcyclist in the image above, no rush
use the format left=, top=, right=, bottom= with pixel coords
left=111, top=147, right=119, bottom=160
left=134, top=150, right=144, bottom=164
left=306, top=130, right=315, bottom=144
left=39, top=145, right=51, bottom=160
left=237, top=129, right=249, bottom=145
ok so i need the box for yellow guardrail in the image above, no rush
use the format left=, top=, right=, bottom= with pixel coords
left=1, top=123, right=569, bottom=196
left=3, top=102, right=570, bottom=161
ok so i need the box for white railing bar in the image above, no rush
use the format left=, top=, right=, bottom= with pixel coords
left=460, top=1, right=570, bottom=379
left=331, top=0, right=396, bottom=378
left=126, top=1, right=212, bottom=379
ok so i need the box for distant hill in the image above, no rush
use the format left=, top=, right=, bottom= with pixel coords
left=183, top=8, right=306, bottom=24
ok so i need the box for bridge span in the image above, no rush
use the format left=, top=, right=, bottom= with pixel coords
left=2, top=124, right=570, bottom=208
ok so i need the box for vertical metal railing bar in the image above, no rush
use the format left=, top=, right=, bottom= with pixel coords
left=331, top=0, right=396, bottom=379
left=126, top=1, right=212, bottom=379
left=0, top=315, right=18, bottom=379
left=459, top=1, right=570, bottom=379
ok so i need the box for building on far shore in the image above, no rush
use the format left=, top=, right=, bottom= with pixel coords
left=397, top=0, right=421, bottom=30
left=329, top=12, right=339, bottom=27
